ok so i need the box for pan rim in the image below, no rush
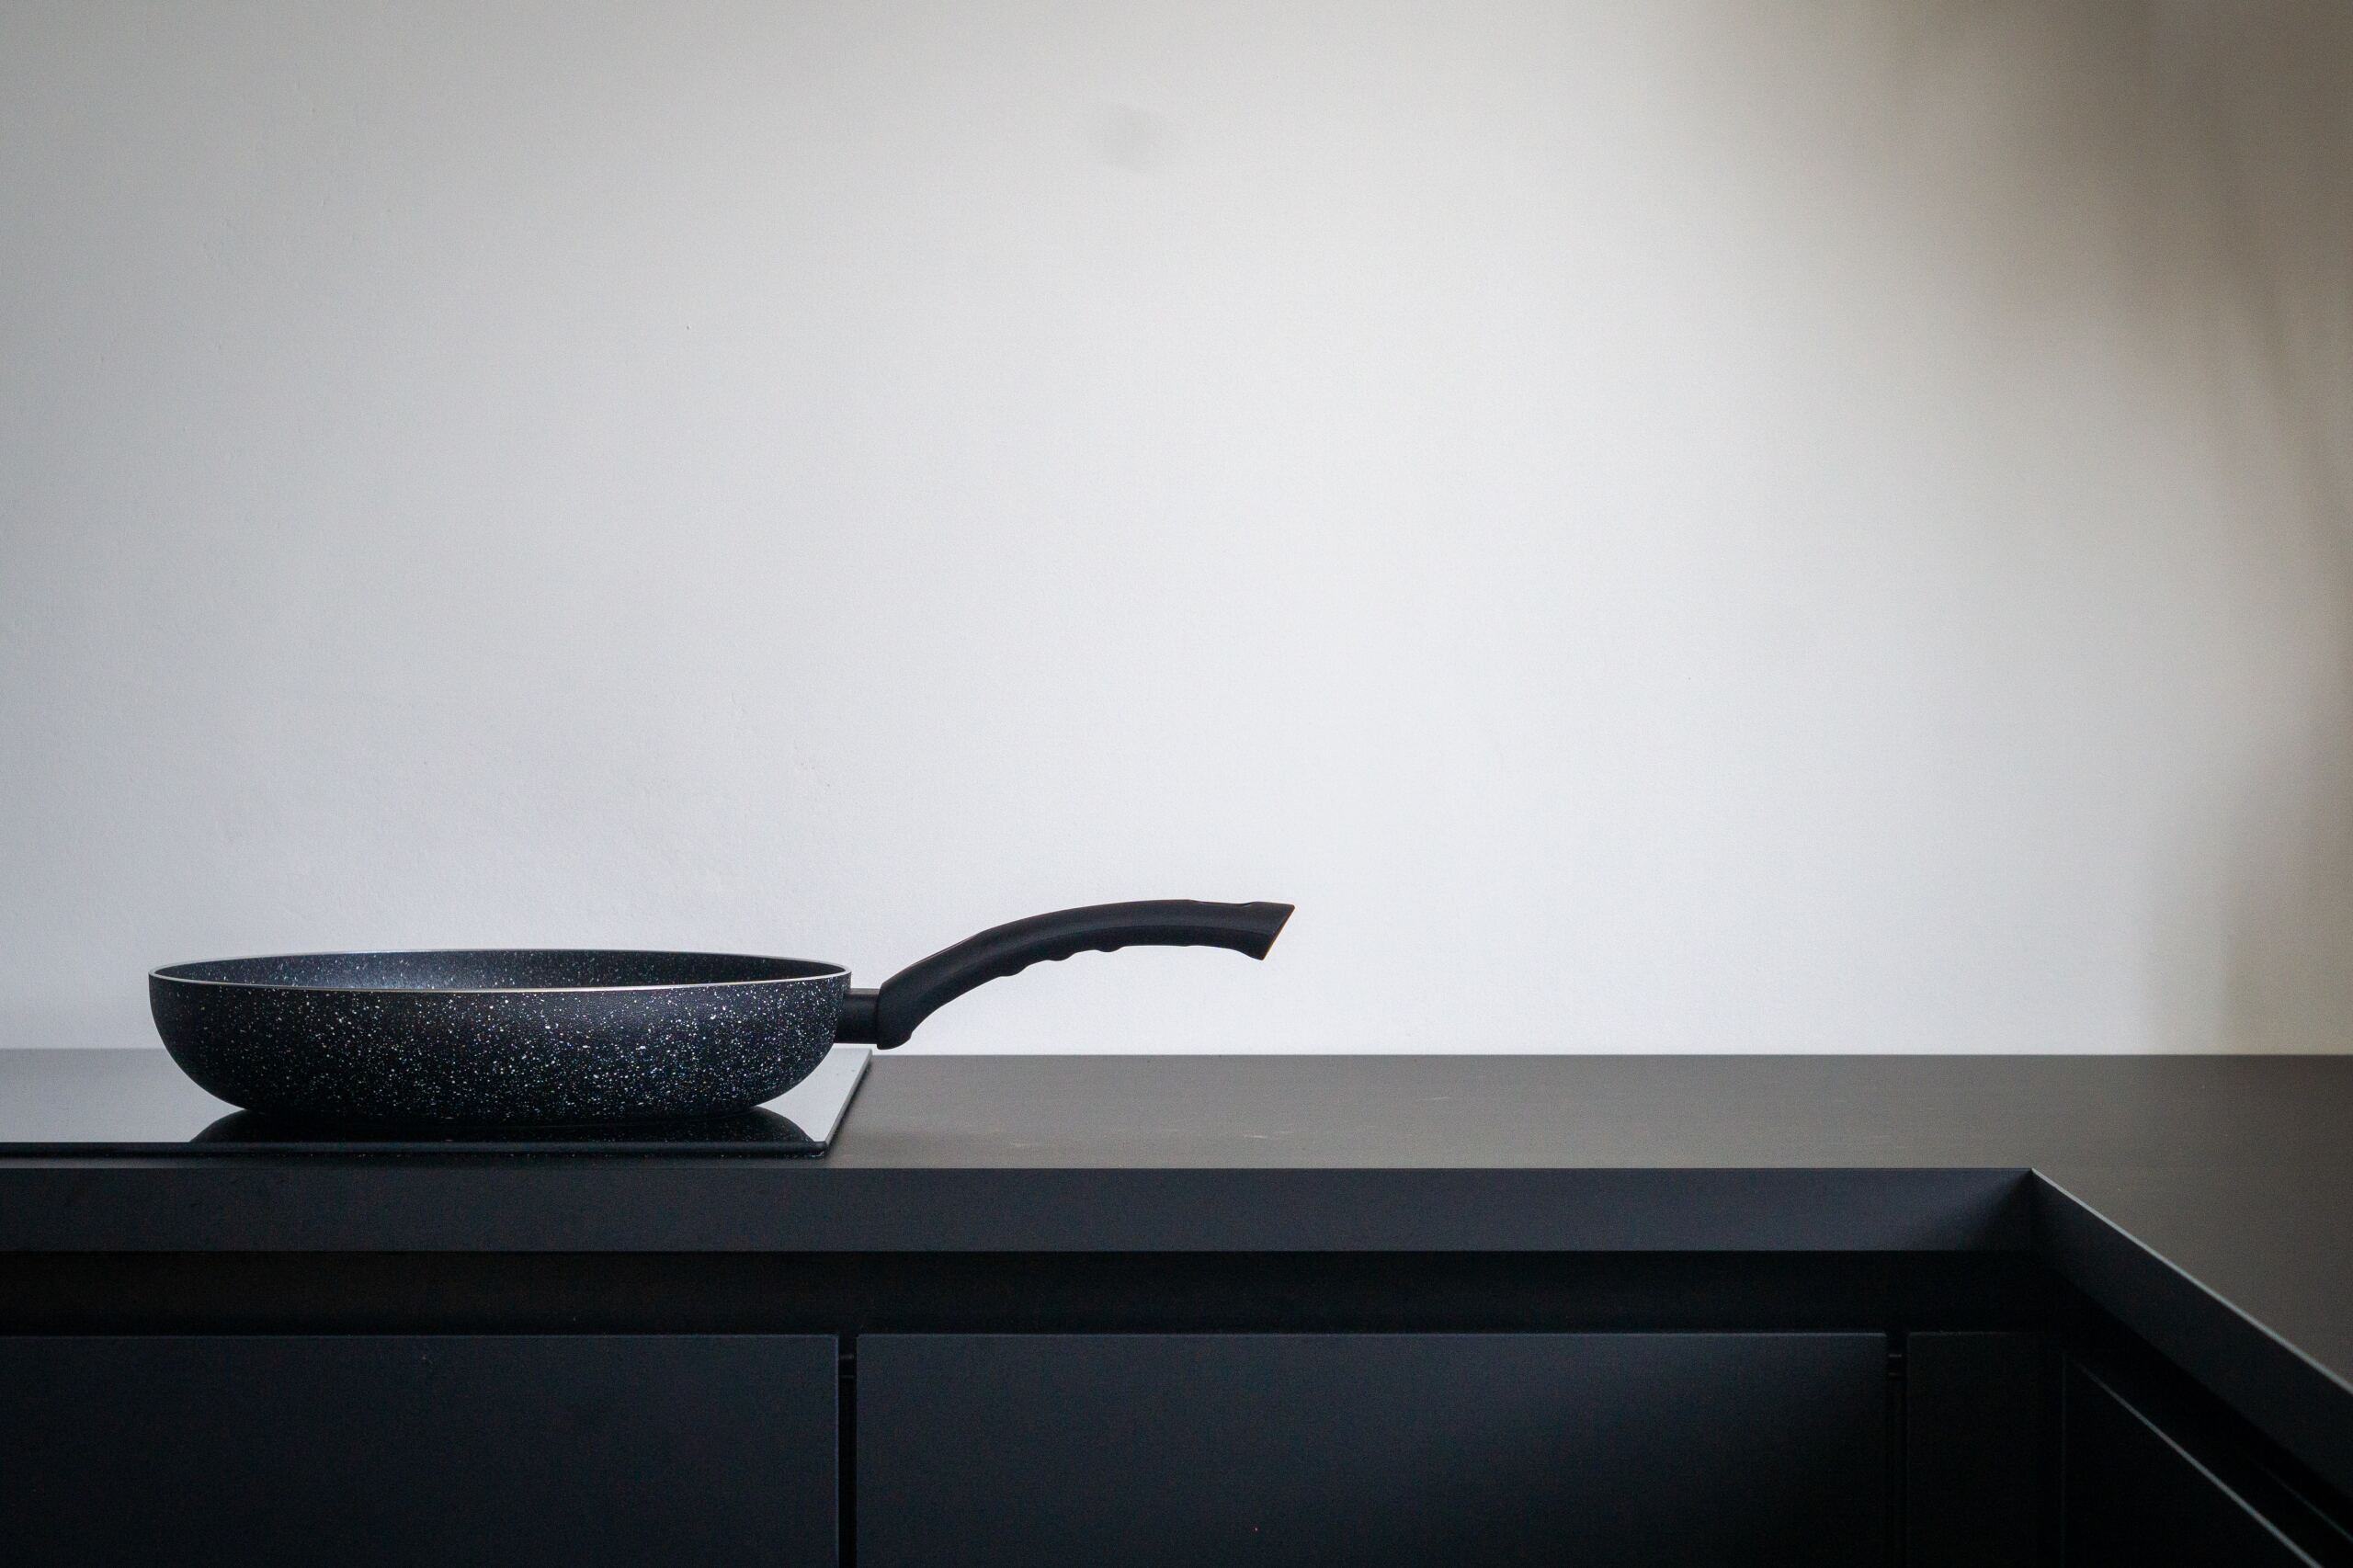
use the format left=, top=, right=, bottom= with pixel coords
left=149, top=949, right=850, bottom=995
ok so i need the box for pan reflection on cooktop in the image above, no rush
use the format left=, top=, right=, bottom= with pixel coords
left=192, top=1105, right=815, bottom=1150
left=0, top=1044, right=870, bottom=1156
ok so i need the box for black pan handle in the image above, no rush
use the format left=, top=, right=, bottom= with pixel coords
left=835, top=900, right=1293, bottom=1049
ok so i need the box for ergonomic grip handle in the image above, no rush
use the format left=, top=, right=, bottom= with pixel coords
left=835, top=900, right=1293, bottom=1049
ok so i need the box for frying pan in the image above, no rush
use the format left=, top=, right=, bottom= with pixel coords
left=150, top=899, right=1291, bottom=1125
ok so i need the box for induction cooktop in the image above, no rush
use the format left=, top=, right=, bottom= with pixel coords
left=0, top=1044, right=870, bottom=1156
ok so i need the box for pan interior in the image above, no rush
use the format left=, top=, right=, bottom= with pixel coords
left=153, top=950, right=844, bottom=993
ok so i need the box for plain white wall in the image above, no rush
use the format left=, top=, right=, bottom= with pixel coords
left=5, top=2, right=2351, bottom=1053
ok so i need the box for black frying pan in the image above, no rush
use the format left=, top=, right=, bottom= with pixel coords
left=150, top=899, right=1291, bottom=1125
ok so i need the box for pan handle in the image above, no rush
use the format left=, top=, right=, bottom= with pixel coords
left=835, top=900, right=1293, bottom=1049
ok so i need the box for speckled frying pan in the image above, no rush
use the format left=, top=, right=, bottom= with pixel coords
left=150, top=900, right=1291, bottom=1126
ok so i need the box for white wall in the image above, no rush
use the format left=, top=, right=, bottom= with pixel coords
left=5, top=2, right=2350, bottom=1054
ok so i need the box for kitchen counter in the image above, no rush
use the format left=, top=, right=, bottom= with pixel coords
left=7, top=1050, right=2353, bottom=1563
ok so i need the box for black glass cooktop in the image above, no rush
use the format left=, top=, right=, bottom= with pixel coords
left=0, top=1045, right=870, bottom=1156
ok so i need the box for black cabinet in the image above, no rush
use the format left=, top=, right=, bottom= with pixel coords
left=2063, top=1359, right=2317, bottom=1567
left=1906, top=1332, right=2046, bottom=1567
left=857, top=1331, right=1888, bottom=1568
left=0, top=1335, right=838, bottom=1568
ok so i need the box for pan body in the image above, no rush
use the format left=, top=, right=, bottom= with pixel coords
left=149, top=950, right=848, bottom=1125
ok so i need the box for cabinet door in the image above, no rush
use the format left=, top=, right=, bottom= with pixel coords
left=0, top=1335, right=836, bottom=1568
left=1906, top=1332, right=2046, bottom=1567
left=2063, top=1360, right=2316, bottom=1567
left=858, top=1332, right=1886, bottom=1568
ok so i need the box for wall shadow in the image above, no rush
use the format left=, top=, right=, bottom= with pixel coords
left=1939, top=5, right=2353, bottom=1051
left=1743, top=3, right=2353, bottom=1049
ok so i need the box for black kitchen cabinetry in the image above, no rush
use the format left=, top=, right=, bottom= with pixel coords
left=2061, top=1358, right=2343, bottom=1568
left=1906, top=1332, right=2049, bottom=1568
left=11, top=1051, right=2353, bottom=1567
left=0, top=1335, right=839, bottom=1568
left=859, top=1332, right=1887, bottom=1567
left=17, top=1306, right=2353, bottom=1568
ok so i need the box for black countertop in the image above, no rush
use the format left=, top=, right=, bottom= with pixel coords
left=5, top=1051, right=2351, bottom=1499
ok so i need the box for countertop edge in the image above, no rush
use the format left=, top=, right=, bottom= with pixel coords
left=2034, top=1172, right=2353, bottom=1506
left=0, top=1163, right=2032, bottom=1254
